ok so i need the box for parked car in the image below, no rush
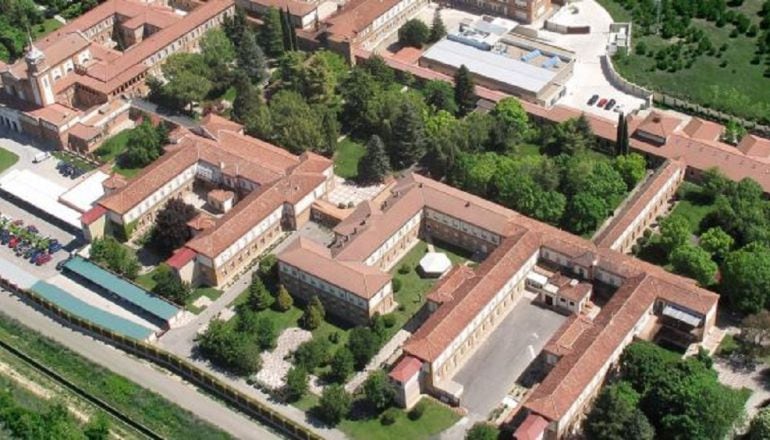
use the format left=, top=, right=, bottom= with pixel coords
left=587, top=94, right=600, bottom=106
left=48, top=240, right=62, bottom=253
left=613, top=104, right=625, bottom=113
left=597, top=98, right=608, bottom=107
left=604, top=99, right=616, bottom=111
left=8, top=237, right=20, bottom=248
left=36, top=253, right=52, bottom=265
left=33, top=152, right=51, bottom=163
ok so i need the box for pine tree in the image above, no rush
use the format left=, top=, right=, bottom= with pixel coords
left=275, top=285, right=294, bottom=312
left=249, top=276, right=272, bottom=310
left=289, top=12, right=299, bottom=51
left=390, top=102, right=426, bottom=169
left=429, top=10, right=447, bottom=43
left=321, top=108, right=339, bottom=154
left=259, top=7, right=285, bottom=57
left=231, top=72, right=261, bottom=123
left=454, top=64, right=475, bottom=116
left=621, top=115, right=630, bottom=155
left=238, top=30, right=267, bottom=85
left=302, top=296, right=325, bottom=330
left=358, top=134, right=390, bottom=184
left=279, top=8, right=291, bottom=52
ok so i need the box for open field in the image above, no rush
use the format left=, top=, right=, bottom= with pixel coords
left=334, top=138, right=366, bottom=180
left=602, top=0, right=770, bottom=122
left=0, top=147, right=19, bottom=174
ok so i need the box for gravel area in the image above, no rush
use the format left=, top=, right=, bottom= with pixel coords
left=255, top=328, right=312, bottom=391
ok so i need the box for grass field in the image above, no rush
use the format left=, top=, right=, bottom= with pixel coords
left=0, top=147, right=19, bottom=174
left=604, top=0, right=770, bottom=122
left=334, top=138, right=366, bottom=180
left=0, top=314, right=231, bottom=439
left=32, top=18, right=63, bottom=39
left=339, top=398, right=460, bottom=440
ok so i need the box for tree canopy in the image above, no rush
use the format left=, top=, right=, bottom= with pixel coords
left=358, top=134, right=390, bottom=184
left=720, top=243, right=770, bottom=313
left=584, top=382, right=654, bottom=440
left=398, top=19, right=430, bottom=48
left=150, top=198, right=197, bottom=256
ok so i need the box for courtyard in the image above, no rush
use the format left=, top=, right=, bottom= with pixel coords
left=452, top=295, right=567, bottom=418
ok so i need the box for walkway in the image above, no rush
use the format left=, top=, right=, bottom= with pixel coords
left=715, top=358, right=770, bottom=419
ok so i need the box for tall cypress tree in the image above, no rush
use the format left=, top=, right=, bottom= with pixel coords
left=288, top=8, right=299, bottom=51
left=615, top=112, right=624, bottom=156
left=454, top=64, right=475, bottom=116
left=238, top=29, right=267, bottom=85
left=279, top=8, right=291, bottom=52
left=429, top=10, right=447, bottom=43
left=390, top=101, right=426, bottom=169
left=621, top=115, right=630, bottom=155
left=358, top=134, right=390, bottom=184
left=259, top=7, right=285, bottom=57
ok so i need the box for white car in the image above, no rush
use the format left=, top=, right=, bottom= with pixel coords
left=32, top=152, right=50, bottom=163
left=613, top=104, right=625, bottom=113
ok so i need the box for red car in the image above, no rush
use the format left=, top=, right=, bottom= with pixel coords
left=35, top=253, right=52, bottom=265
left=8, top=237, right=19, bottom=248
left=597, top=98, right=608, bottom=107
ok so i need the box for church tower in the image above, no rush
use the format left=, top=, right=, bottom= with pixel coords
left=25, top=35, right=54, bottom=106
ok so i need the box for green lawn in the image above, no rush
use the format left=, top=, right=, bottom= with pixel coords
left=338, top=398, right=461, bottom=440
left=51, top=151, right=96, bottom=172
left=669, top=200, right=714, bottom=235
left=334, top=138, right=366, bottom=180
left=95, top=130, right=131, bottom=163
left=186, top=287, right=223, bottom=314
left=0, top=147, right=19, bottom=174
left=605, top=0, right=770, bottom=122
left=222, top=86, right=237, bottom=102
left=32, top=18, right=63, bottom=39
left=0, top=314, right=231, bottom=439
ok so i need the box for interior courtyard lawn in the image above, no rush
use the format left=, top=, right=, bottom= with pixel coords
left=603, top=0, right=770, bottom=122
left=0, top=147, right=19, bottom=174
left=334, top=138, right=366, bottom=180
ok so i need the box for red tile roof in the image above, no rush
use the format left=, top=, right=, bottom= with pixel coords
left=81, top=205, right=107, bottom=225
left=514, top=413, right=550, bottom=440
left=167, top=247, right=197, bottom=269
left=389, top=355, right=422, bottom=383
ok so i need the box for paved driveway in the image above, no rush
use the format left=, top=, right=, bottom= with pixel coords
left=452, top=297, right=567, bottom=418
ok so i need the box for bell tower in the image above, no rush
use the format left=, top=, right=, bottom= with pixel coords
left=24, top=34, right=54, bottom=106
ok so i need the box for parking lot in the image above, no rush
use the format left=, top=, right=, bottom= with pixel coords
left=452, top=295, right=566, bottom=418
left=0, top=193, right=78, bottom=280
left=537, top=0, right=645, bottom=116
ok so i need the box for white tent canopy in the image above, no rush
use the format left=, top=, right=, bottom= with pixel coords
left=419, top=252, right=452, bottom=277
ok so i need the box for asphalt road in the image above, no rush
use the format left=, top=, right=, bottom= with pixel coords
left=452, top=297, right=567, bottom=418
left=0, top=289, right=282, bottom=440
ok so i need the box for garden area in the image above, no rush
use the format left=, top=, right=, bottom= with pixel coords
left=94, top=119, right=168, bottom=178
left=334, top=138, right=367, bottom=180
left=604, top=0, right=770, bottom=123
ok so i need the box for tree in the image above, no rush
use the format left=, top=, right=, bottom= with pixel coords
left=615, top=111, right=630, bottom=155
left=160, top=53, right=212, bottom=112
left=150, top=198, right=197, bottom=256
left=543, top=115, right=596, bottom=156
left=302, top=296, right=325, bottom=330
left=398, top=19, right=430, bottom=48
left=279, top=8, right=291, bottom=52
left=196, top=319, right=262, bottom=376
left=237, top=29, right=268, bottom=85
left=249, top=275, right=273, bottom=310
left=152, top=264, right=191, bottom=304
left=389, top=101, right=426, bottom=169
left=698, top=226, right=733, bottom=261
left=231, top=72, right=263, bottom=123
left=363, top=370, right=395, bottom=411
left=330, top=347, right=355, bottom=383
left=200, top=28, right=235, bottom=77
left=121, top=120, right=166, bottom=168
left=347, top=326, right=381, bottom=368
left=700, top=167, right=731, bottom=202
left=720, top=243, right=770, bottom=313
left=284, top=366, right=308, bottom=402
left=317, top=384, right=352, bottom=425
left=275, top=285, right=294, bottom=311
left=565, top=192, right=607, bottom=235
left=259, top=254, right=278, bottom=279
left=255, top=316, right=277, bottom=350
left=294, top=337, right=331, bottom=371
left=320, top=108, right=340, bottom=155
left=584, top=382, right=653, bottom=440
left=429, top=10, right=447, bottom=43
left=258, top=7, right=284, bottom=57
left=358, top=134, right=391, bottom=184
left=269, top=90, right=324, bottom=153
left=454, top=65, right=475, bottom=116
left=302, top=55, right=338, bottom=104
left=658, top=215, right=692, bottom=254
left=670, top=244, right=718, bottom=286
left=223, top=7, right=247, bottom=46
left=489, top=97, right=530, bottom=151
left=614, top=153, right=646, bottom=189
left=749, top=407, right=770, bottom=440
left=89, top=237, right=140, bottom=279
left=465, top=422, right=499, bottom=440
left=422, top=80, right=457, bottom=114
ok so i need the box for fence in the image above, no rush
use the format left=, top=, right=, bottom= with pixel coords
left=0, top=276, right=324, bottom=440
left=600, top=55, right=653, bottom=108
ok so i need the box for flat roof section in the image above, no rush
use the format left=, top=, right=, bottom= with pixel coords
left=421, top=39, right=557, bottom=94
left=31, top=281, right=154, bottom=341
left=63, top=256, right=180, bottom=322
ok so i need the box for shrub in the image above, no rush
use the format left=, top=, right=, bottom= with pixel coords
left=317, top=385, right=352, bottom=425
left=392, top=278, right=403, bottom=293
left=383, top=313, right=397, bottom=328
left=380, top=408, right=399, bottom=425
left=328, top=331, right=340, bottom=344
left=398, top=264, right=411, bottom=274
left=408, top=400, right=426, bottom=420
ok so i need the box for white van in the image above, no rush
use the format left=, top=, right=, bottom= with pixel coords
left=33, top=152, right=50, bottom=163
